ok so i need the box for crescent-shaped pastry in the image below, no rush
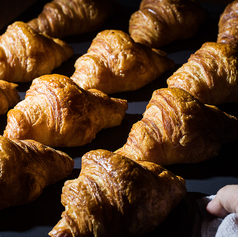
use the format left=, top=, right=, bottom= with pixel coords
left=129, top=0, right=206, bottom=48
left=167, top=42, right=238, bottom=105
left=116, top=88, right=238, bottom=165
left=27, top=0, right=119, bottom=38
left=49, top=149, right=186, bottom=237
left=70, top=29, right=174, bottom=94
left=3, top=74, right=128, bottom=147
left=0, top=135, right=74, bottom=210
left=0, top=21, right=73, bottom=83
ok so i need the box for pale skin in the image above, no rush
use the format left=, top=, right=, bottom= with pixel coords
left=206, top=185, right=238, bottom=218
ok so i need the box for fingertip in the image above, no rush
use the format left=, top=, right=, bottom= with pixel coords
left=206, top=200, right=213, bottom=213
left=206, top=199, right=229, bottom=218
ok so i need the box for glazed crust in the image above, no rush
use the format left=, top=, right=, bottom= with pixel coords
left=218, top=0, right=238, bottom=48
left=167, top=42, right=238, bottom=105
left=70, top=29, right=174, bottom=94
left=27, top=0, right=118, bottom=39
left=0, top=21, right=73, bottom=83
left=116, top=88, right=238, bottom=165
left=0, top=80, right=20, bottom=115
left=0, top=135, right=74, bottom=210
left=129, top=0, right=206, bottom=48
left=49, top=149, right=186, bottom=237
left=3, top=74, right=128, bottom=147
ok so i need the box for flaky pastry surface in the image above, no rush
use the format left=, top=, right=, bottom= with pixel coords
left=0, top=80, right=20, bottom=115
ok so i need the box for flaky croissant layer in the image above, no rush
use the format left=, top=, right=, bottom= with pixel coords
left=49, top=149, right=186, bottom=237
left=3, top=74, right=128, bottom=147
left=217, top=0, right=238, bottom=48
left=0, top=21, right=73, bottom=82
left=0, top=136, right=74, bottom=210
left=71, top=29, right=174, bottom=94
left=116, top=88, right=238, bottom=165
left=0, top=80, right=20, bottom=115
left=167, top=42, right=238, bottom=105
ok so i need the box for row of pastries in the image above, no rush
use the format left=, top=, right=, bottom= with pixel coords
left=0, top=0, right=238, bottom=236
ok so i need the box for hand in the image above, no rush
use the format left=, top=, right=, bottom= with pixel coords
left=206, top=185, right=238, bottom=218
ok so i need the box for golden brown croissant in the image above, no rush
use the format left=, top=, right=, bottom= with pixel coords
left=0, top=135, right=74, bottom=210
left=116, top=88, right=238, bottom=165
left=217, top=0, right=238, bottom=48
left=0, top=80, right=20, bottom=115
left=3, top=74, right=128, bottom=147
left=129, top=0, right=206, bottom=49
left=27, top=0, right=119, bottom=39
left=70, top=29, right=174, bottom=94
left=0, top=21, right=73, bottom=83
left=167, top=42, right=238, bottom=105
left=49, top=149, right=186, bottom=237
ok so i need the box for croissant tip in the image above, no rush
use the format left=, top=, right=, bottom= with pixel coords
left=49, top=216, right=74, bottom=237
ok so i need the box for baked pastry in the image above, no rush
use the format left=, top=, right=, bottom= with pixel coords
left=0, top=135, right=74, bottom=210
left=116, top=88, right=238, bottom=165
left=218, top=0, right=238, bottom=48
left=0, top=21, right=73, bottom=83
left=0, top=80, right=20, bottom=115
left=27, top=0, right=119, bottom=38
left=49, top=149, right=186, bottom=237
left=167, top=42, right=238, bottom=105
left=3, top=74, right=128, bottom=147
left=70, top=29, right=174, bottom=94
left=129, top=0, right=206, bottom=48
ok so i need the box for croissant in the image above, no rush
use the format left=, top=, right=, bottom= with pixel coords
left=167, top=42, right=238, bottom=105
left=217, top=0, right=238, bottom=48
left=70, top=29, right=174, bottom=94
left=129, top=0, right=206, bottom=49
left=3, top=74, right=128, bottom=147
left=27, top=0, right=118, bottom=39
left=28, top=0, right=118, bottom=38
left=0, top=21, right=73, bottom=83
left=49, top=149, right=186, bottom=237
left=116, top=88, right=238, bottom=165
left=0, top=80, right=20, bottom=115
left=0, top=135, right=74, bottom=210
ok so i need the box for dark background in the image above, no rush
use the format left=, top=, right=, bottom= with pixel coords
left=0, top=0, right=238, bottom=236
